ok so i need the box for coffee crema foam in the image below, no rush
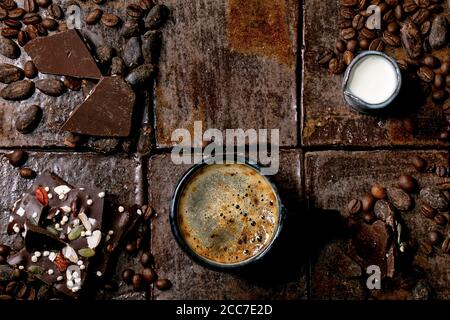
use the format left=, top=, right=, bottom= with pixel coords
left=177, top=164, right=279, bottom=265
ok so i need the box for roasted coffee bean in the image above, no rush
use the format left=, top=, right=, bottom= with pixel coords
left=369, top=38, right=384, bottom=51
left=23, top=60, right=37, bottom=79
left=85, top=8, right=103, bottom=25
left=24, top=25, right=37, bottom=39
left=4, top=19, right=21, bottom=29
left=5, top=281, right=17, bottom=295
left=0, top=0, right=16, bottom=10
left=420, top=187, right=449, bottom=211
left=387, top=22, right=399, bottom=34
left=111, top=56, right=125, bottom=76
left=394, top=4, right=404, bottom=20
left=335, top=40, right=346, bottom=53
left=120, top=20, right=140, bottom=38
left=11, top=268, right=23, bottom=280
left=101, top=13, right=120, bottom=28
left=338, top=18, right=352, bottom=29
left=429, top=230, right=442, bottom=245
left=340, top=7, right=355, bottom=19
left=0, top=244, right=11, bottom=256
left=123, top=37, right=142, bottom=68
left=139, top=0, right=154, bottom=11
left=127, top=4, right=144, bottom=18
left=316, top=50, right=334, bottom=66
left=374, top=200, right=394, bottom=221
left=1, top=80, right=35, bottom=100
left=387, top=187, right=412, bottom=211
left=24, top=0, right=37, bottom=13
left=429, top=16, right=448, bottom=49
left=140, top=252, right=154, bottom=267
left=352, top=14, right=365, bottom=30
left=27, top=287, right=36, bottom=300
left=4, top=150, right=27, bottom=167
left=63, top=76, right=81, bottom=91
left=0, top=7, right=7, bottom=20
left=403, top=0, right=418, bottom=13
left=346, top=39, right=359, bottom=52
left=15, top=104, right=42, bottom=134
left=422, top=55, right=440, bottom=69
left=401, top=20, right=422, bottom=59
left=95, top=45, right=115, bottom=65
left=360, top=27, right=376, bottom=39
left=412, top=8, right=429, bottom=25
left=125, top=63, right=155, bottom=87
left=15, top=283, right=28, bottom=299
left=396, top=59, right=409, bottom=71
left=343, top=50, right=354, bottom=66
left=434, top=214, right=448, bottom=226
left=398, top=174, right=417, bottom=192
left=421, top=204, right=436, bottom=219
left=360, top=194, right=375, bottom=212
left=144, top=4, right=169, bottom=29
left=8, top=8, right=25, bottom=19
left=411, top=155, right=427, bottom=172
left=155, top=279, right=171, bottom=291
left=382, top=31, right=400, bottom=47
left=34, top=23, right=47, bottom=36
left=432, top=90, right=449, bottom=103
left=341, top=0, right=358, bottom=6
left=420, top=21, right=431, bottom=35
left=417, top=67, right=434, bottom=83
left=359, top=38, right=370, bottom=49
left=35, top=0, right=50, bottom=8
left=328, top=58, right=346, bottom=75
left=371, top=184, right=386, bottom=199
left=23, top=12, right=41, bottom=25
left=1, top=28, right=19, bottom=38
left=141, top=268, right=157, bottom=283
left=383, top=9, right=395, bottom=23
left=35, top=78, right=65, bottom=96
left=19, top=167, right=36, bottom=179
left=36, top=285, right=50, bottom=300
left=347, top=199, right=362, bottom=215
left=442, top=236, right=450, bottom=254
left=341, top=27, right=356, bottom=40
left=121, top=269, right=134, bottom=284
left=0, top=63, right=23, bottom=84
left=41, top=18, right=58, bottom=30
left=434, top=74, right=445, bottom=89
left=440, top=62, right=449, bottom=75
left=132, top=274, right=142, bottom=291
left=47, top=4, right=62, bottom=19
left=17, top=30, right=30, bottom=47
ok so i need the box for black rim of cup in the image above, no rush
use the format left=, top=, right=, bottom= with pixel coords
left=169, top=156, right=286, bottom=271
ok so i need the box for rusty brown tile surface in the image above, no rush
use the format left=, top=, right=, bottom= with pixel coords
left=302, top=0, right=449, bottom=148
left=305, top=150, right=450, bottom=299
left=148, top=150, right=306, bottom=300
left=0, top=0, right=148, bottom=148
left=154, top=0, right=298, bottom=148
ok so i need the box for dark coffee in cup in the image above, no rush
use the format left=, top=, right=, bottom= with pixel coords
left=177, top=163, right=280, bottom=265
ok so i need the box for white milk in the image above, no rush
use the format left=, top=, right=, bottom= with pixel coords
left=347, top=55, right=398, bottom=105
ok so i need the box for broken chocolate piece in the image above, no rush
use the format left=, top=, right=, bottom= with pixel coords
left=349, top=220, right=395, bottom=277
left=7, top=172, right=107, bottom=299
left=61, top=76, right=136, bottom=137
left=24, top=30, right=102, bottom=79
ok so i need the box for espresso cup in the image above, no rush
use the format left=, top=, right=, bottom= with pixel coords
left=170, top=157, right=285, bottom=270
